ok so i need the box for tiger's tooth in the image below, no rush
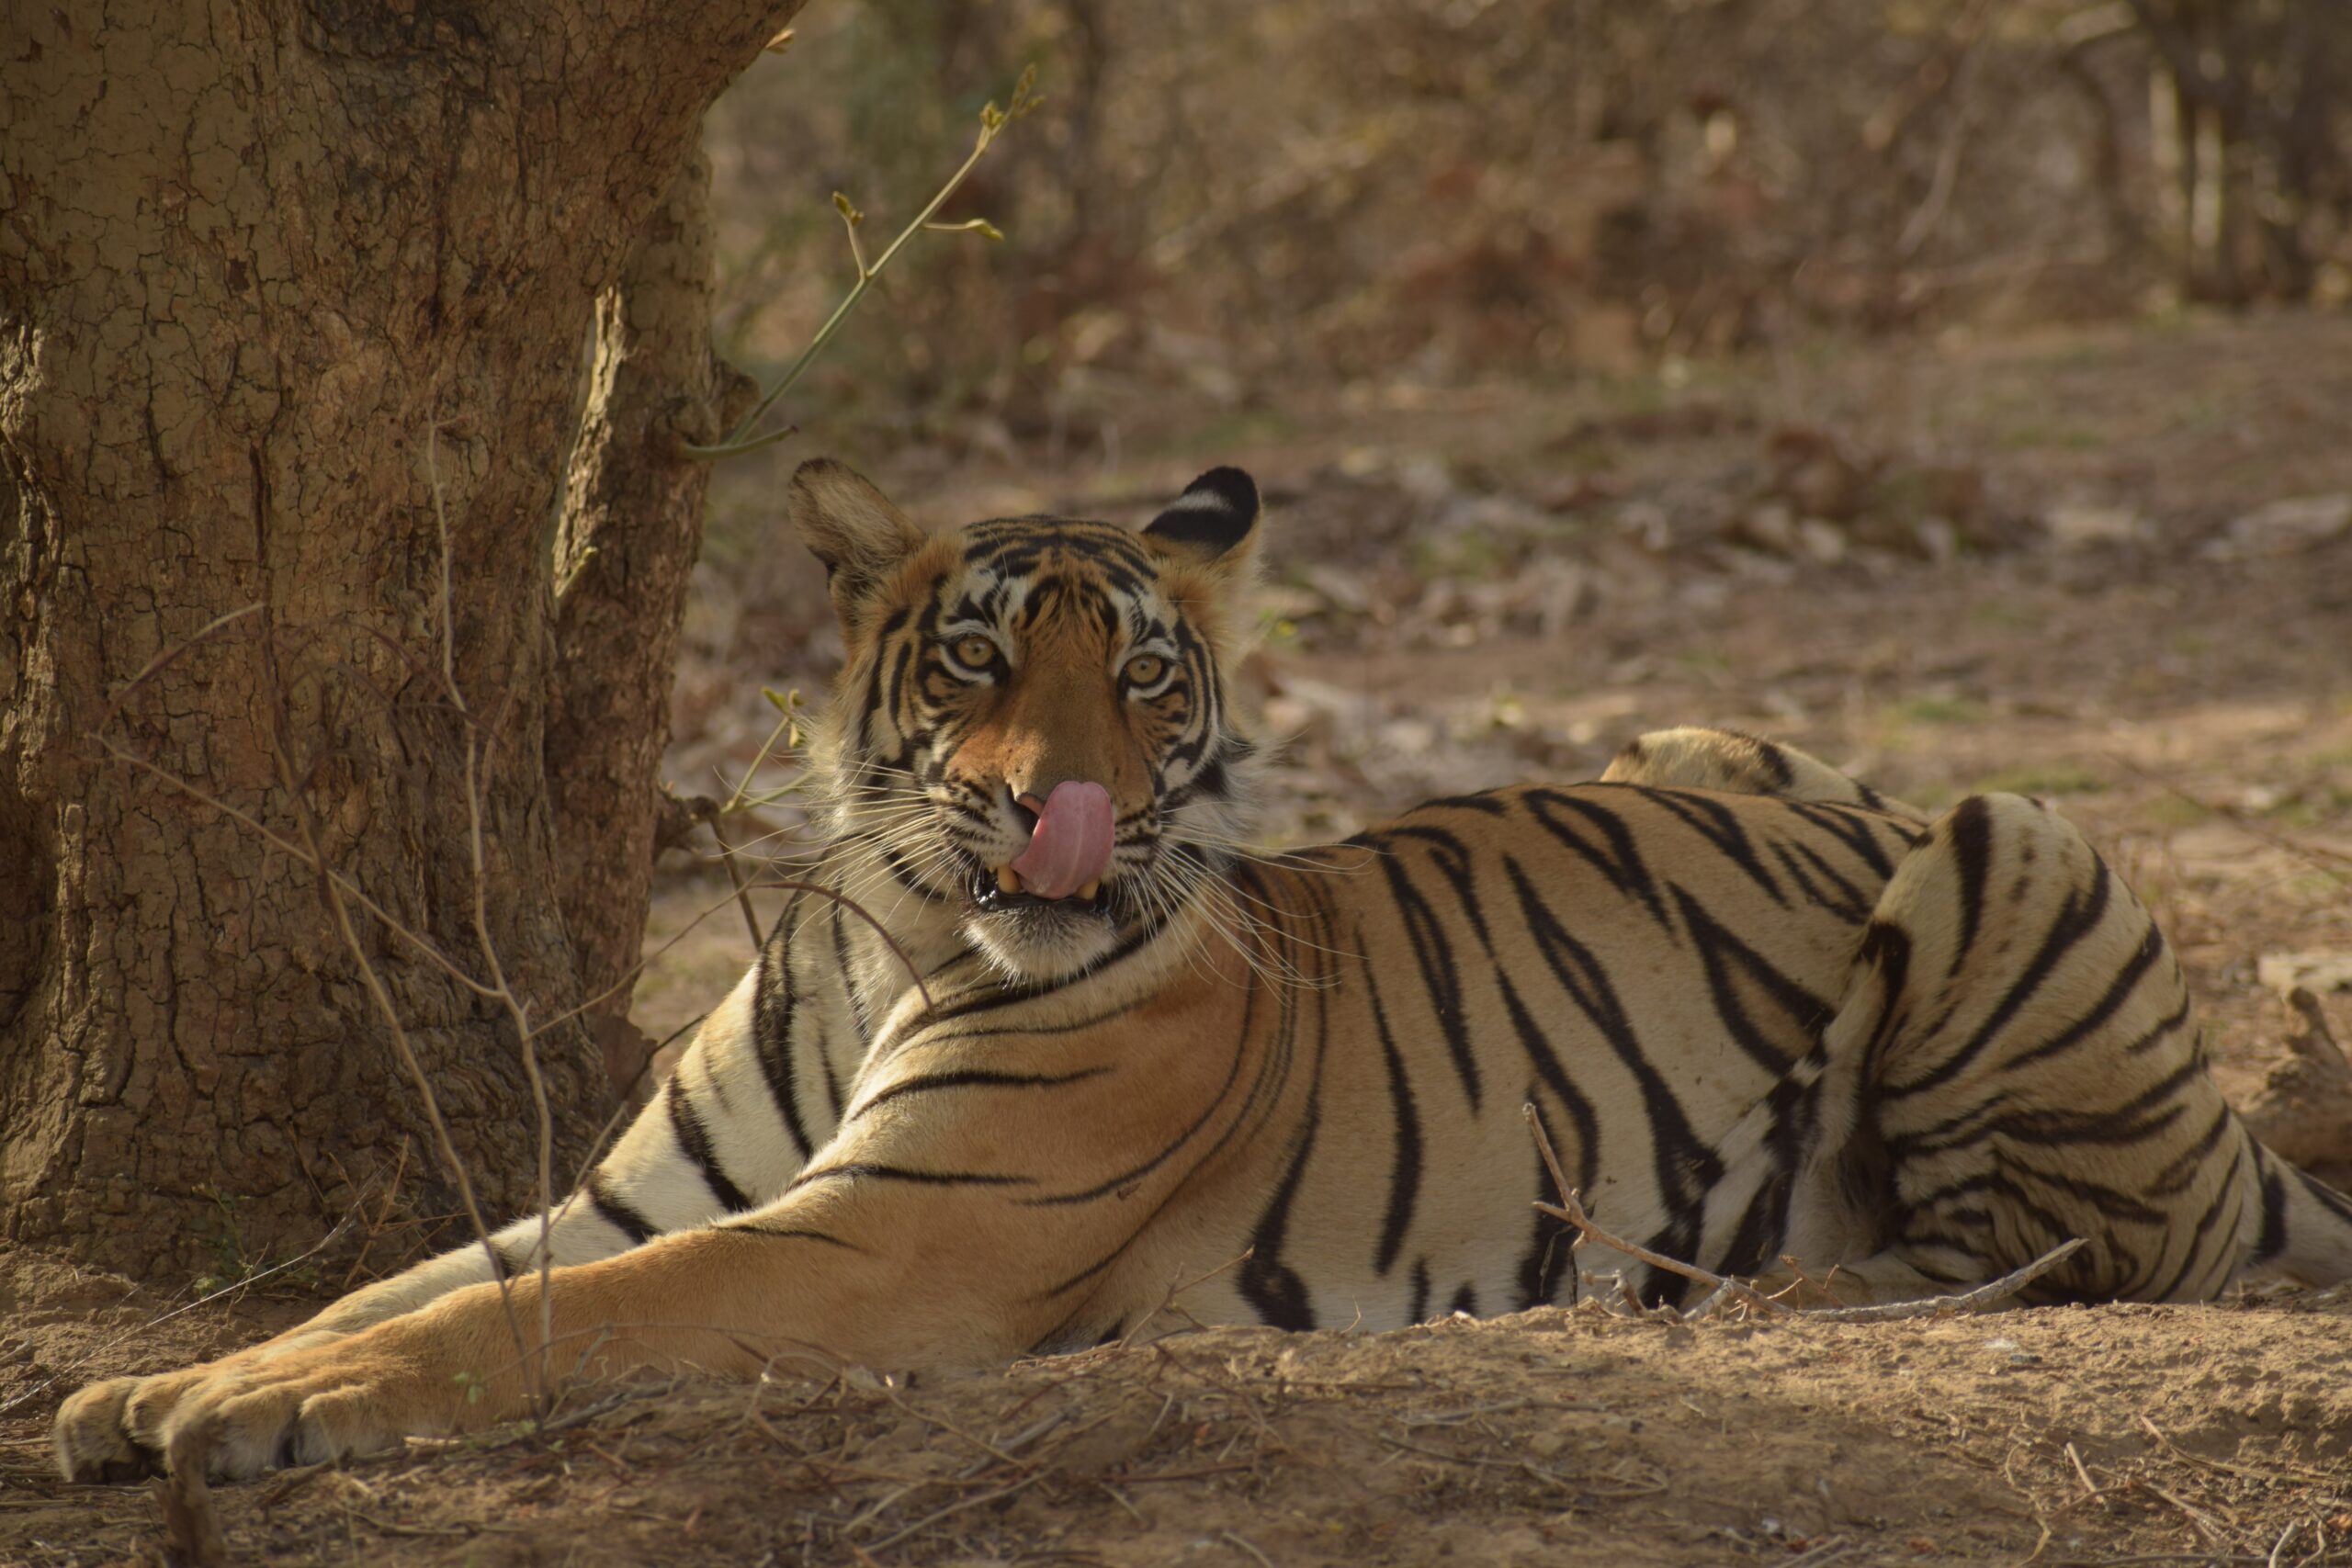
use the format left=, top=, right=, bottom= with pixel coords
left=996, top=864, right=1022, bottom=897
left=1078, top=879, right=1101, bottom=901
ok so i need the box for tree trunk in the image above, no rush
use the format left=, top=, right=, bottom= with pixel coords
left=548, top=146, right=758, bottom=1102
left=0, top=0, right=797, bottom=1278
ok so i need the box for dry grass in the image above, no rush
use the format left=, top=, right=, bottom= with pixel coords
left=7, top=1280, right=2349, bottom=1565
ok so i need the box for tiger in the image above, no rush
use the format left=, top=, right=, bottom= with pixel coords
left=57, top=459, right=2352, bottom=1483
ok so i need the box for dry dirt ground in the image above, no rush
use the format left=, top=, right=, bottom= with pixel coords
left=6, top=313, right=2352, bottom=1566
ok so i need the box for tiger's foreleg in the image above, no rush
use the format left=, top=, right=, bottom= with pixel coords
left=55, top=935, right=857, bottom=1483
left=79, top=1075, right=1169, bottom=1482
left=119, top=1226, right=808, bottom=1483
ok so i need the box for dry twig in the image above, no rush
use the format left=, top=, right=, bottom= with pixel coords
left=1524, top=1103, right=1791, bottom=1319
left=424, top=426, right=561, bottom=1421
left=158, top=1442, right=226, bottom=1568
left=1525, top=1101, right=2085, bottom=1322
left=1102, top=1247, right=1255, bottom=1354
left=1798, top=1240, right=2085, bottom=1323
left=1220, top=1530, right=1277, bottom=1568
left=2067, top=1440, right=2103, bottom=1504
left=0, top=1218, right=356, bottom=1423
left=2137, top=1414, right=2340, bottom=1489
left=254, top=620, right=545, bottom=1427
left=2106, top=752, right=2352, bottom=881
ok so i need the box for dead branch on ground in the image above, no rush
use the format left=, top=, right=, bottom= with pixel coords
left=1525, top=1102, right=2085, bottom=1324
left=2105, top=752, right=2352, bottom=882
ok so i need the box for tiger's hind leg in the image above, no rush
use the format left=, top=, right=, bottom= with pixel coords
left=1770, top=791, right=2268, bottom=1306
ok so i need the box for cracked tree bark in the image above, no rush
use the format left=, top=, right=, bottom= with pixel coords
left=548, top=146, right=759, bottom=1100
left=0, top=0, right=799, bottom=1276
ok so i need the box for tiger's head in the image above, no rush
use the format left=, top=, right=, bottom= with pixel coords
left=789, top=460, right=1266, bottom=982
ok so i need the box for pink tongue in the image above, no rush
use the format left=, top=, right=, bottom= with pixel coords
left=1009, top=781, right=1115, bottom=900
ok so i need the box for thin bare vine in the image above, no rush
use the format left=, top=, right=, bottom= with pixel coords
left=684, top=64, right=1042, bottom=461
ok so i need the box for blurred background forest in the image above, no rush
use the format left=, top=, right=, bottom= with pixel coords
left=720, top=0, right=2352, bottom=397
left=729, top=0, right=2349, bottom=380
left=681, top=0, right=2352, bottom=669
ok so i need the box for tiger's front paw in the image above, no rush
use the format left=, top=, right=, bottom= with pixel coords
left=54, top=1330, right=362, bottom=1483
left=53, top=1358, right=260, bottom=1483
left=55, top=1374, right=163, bottom=1483
left=153, top=1328, right=459, bottom=1482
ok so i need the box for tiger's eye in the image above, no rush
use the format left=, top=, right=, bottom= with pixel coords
left=1124, top=653, right=1168, bottom=687
left=954, top=635, right=996, bottom=669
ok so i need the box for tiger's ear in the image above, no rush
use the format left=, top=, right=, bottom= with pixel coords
left=1141, top=468, right=1260, bottom=581
left=790, top=459, right=927, bottom=624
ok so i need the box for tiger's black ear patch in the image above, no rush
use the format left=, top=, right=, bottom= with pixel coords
left=1143, top=467, right=1260, bottom=561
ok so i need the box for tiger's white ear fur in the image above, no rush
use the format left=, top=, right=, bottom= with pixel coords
left=790, top=459, right=928, bottom=623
